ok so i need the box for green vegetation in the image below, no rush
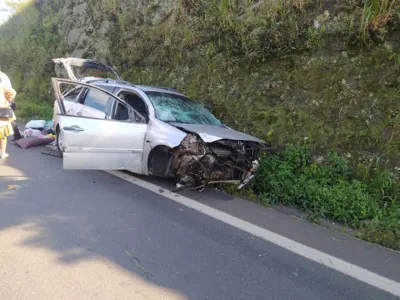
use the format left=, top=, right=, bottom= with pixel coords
left=0, top=0, right=399, bottom=249
left=0, top=0, right=62, bottom=120
left=253, top=145, right=400, bottom=250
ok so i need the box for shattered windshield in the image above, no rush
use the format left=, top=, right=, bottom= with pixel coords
left=146, top=92, right=221, bottom=126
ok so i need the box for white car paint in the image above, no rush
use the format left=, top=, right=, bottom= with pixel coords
left=61, top=116, right=147, bottom=173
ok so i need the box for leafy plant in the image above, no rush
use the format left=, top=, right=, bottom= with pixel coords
left=252, top=145, right=399, bottom=248
left=359, top=0, right=397, bottom=42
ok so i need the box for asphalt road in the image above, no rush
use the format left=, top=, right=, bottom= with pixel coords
left=0, top=143, right=399, bottom=300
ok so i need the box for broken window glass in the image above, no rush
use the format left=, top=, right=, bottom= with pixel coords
left=146, top=92, right=221, bottom=126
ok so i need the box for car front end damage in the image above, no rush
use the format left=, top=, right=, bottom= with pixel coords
left=169, top=133, right=264, bottom=191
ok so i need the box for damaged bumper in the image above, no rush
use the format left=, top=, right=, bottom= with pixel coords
left=171, top=134, right=263, bottom=191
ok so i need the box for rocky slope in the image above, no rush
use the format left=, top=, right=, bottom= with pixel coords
left=1, top=0, right=399, bottom=163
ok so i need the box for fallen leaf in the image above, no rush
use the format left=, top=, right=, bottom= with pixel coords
left=5, top=185, right=20, bottom=191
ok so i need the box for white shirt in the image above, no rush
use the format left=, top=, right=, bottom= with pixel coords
left=0, top=72, right=12, bottom=89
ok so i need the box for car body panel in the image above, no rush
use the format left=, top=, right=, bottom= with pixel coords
left=53, top=78, right=147, bottom=173
left=167, top=122, right=264, bottom=143
left=146, top=118, right=187, bottom=149
left=139, top=118, right=188, bottom=176
left=60, top=115, right=146, bottom=172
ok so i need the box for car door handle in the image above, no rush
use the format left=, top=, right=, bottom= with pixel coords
left=76, top=112, right=82, bottom=116
left=63, top=126, right=85, bottom=132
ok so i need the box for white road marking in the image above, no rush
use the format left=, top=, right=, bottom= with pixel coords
left=107, top=170, right=400, bottom=297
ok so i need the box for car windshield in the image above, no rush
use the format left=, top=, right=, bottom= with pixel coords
left=146, top=92, right=221, bottom=126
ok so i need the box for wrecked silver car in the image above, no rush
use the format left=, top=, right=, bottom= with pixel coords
left=52, top=58, right=266, bottom=190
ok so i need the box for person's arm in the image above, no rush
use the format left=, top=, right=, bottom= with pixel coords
left=0, top=73, right=12, bottom=89
left=4, top=87, right=17, bottom=103
left=1, top=74, right=16, bottom=110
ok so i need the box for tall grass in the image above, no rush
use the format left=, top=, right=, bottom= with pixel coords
left=360, top=0, right=397, bottom=42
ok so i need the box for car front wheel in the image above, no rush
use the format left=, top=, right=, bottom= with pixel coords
left=56, top=126, right=64, bottom=157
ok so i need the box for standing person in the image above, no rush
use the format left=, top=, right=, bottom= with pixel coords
left=0, top=68, right=22, bottom=141
left=0, top=80, right=17, bottom=159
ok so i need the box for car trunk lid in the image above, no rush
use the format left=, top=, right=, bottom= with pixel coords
left=52, top=57, right=121, bottom=81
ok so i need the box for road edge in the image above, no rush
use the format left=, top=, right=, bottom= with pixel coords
left=107, top=170, right=400, bottom=298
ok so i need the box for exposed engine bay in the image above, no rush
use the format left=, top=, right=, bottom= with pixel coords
left=171, top=134, right=263, bottom=191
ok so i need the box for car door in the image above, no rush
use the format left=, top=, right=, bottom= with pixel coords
left=53, top=86, right=86, bottom=131
left=76, top=87, right=108, bottom=119
left=53, top=78, right=147, bottom=173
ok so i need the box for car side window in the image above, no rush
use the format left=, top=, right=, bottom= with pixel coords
left=63, top=87, right=82, bottom=103
left=123, top=93, right=148, bottom=117
left=113, top=102, right=130, bottom=121
left=83, top=88, right=111, bottom=112
left=111, top=100, right=147, bottom=123
left=118, top=91, right=149, bottom=122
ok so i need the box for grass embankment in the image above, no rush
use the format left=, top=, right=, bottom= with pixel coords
left=0, top=0, right=399, bottom=249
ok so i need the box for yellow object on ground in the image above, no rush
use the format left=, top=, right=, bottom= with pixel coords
left=46, top=134, right=56, bottom=139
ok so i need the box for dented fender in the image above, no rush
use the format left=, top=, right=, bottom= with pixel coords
left=146, top=118, right=187, bottom=149
left=141, top=118, right=187, bottom=175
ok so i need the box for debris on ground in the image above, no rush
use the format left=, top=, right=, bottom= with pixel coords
left=25, top=120, right=46, bottom=130
left=41, top=145, right=62, bottom=158
left=16, top=136, right=55, bottom=149
left=124, top=250, right=151, bottom=279
left=23, top=128, right=42, bottom=138
left=5, top=185, right=21, bottom=191
left=16, top=120, right=56, bottom=149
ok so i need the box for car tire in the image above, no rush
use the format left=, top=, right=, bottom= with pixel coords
left=56, top=126, right=63, bottom=157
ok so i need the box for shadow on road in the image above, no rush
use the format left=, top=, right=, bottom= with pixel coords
left=0, top=146, right=190, bottom=299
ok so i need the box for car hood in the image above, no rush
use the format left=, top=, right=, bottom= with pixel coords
left=169, top=122, right=264, bottom=144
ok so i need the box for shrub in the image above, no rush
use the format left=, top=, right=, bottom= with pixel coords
left=252, top=145, right=400, bottom=248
